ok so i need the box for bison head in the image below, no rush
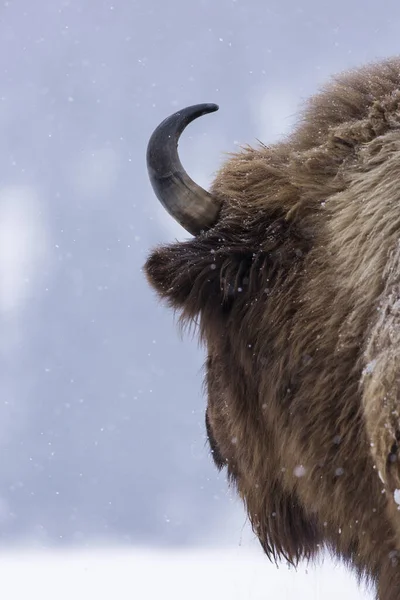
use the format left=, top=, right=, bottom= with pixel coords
left=145, top=58, right=400, bottom=596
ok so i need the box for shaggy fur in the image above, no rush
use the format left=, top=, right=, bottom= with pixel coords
left=145, top=57, right=400, bottom=599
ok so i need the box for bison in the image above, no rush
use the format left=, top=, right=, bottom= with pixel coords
left=144, top=57, right=400, bottom=599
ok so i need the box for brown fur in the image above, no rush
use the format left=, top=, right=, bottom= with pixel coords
left=145, top=57, right=400, bottom=599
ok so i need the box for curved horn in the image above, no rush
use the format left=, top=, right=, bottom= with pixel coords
left=146, top=103, right=220, bottom=235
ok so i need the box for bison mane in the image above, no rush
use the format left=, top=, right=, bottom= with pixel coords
left=145, top=57, right=400, bottom=598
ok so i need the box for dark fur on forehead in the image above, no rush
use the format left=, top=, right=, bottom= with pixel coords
left=145, top=213, right=311, bottom=337
left=145, top=57, right=400, bottom=595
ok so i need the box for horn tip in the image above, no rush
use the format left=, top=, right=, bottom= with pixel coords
left=206, top=103, right=219, bottom=111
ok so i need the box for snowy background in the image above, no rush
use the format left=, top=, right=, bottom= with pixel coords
left=0, top=0, right=397, bottom=597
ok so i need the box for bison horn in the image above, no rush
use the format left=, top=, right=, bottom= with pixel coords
left=146, top=103, right=220, bottom=235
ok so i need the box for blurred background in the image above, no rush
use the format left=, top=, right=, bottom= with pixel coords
left=0, top=0, right=397, bottom=596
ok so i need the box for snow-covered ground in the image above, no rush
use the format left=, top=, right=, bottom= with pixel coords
left=0, top=547, right=373, bottom=599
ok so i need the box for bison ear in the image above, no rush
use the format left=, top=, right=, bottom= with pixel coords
left=144, top=236, right=254, bottom=318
